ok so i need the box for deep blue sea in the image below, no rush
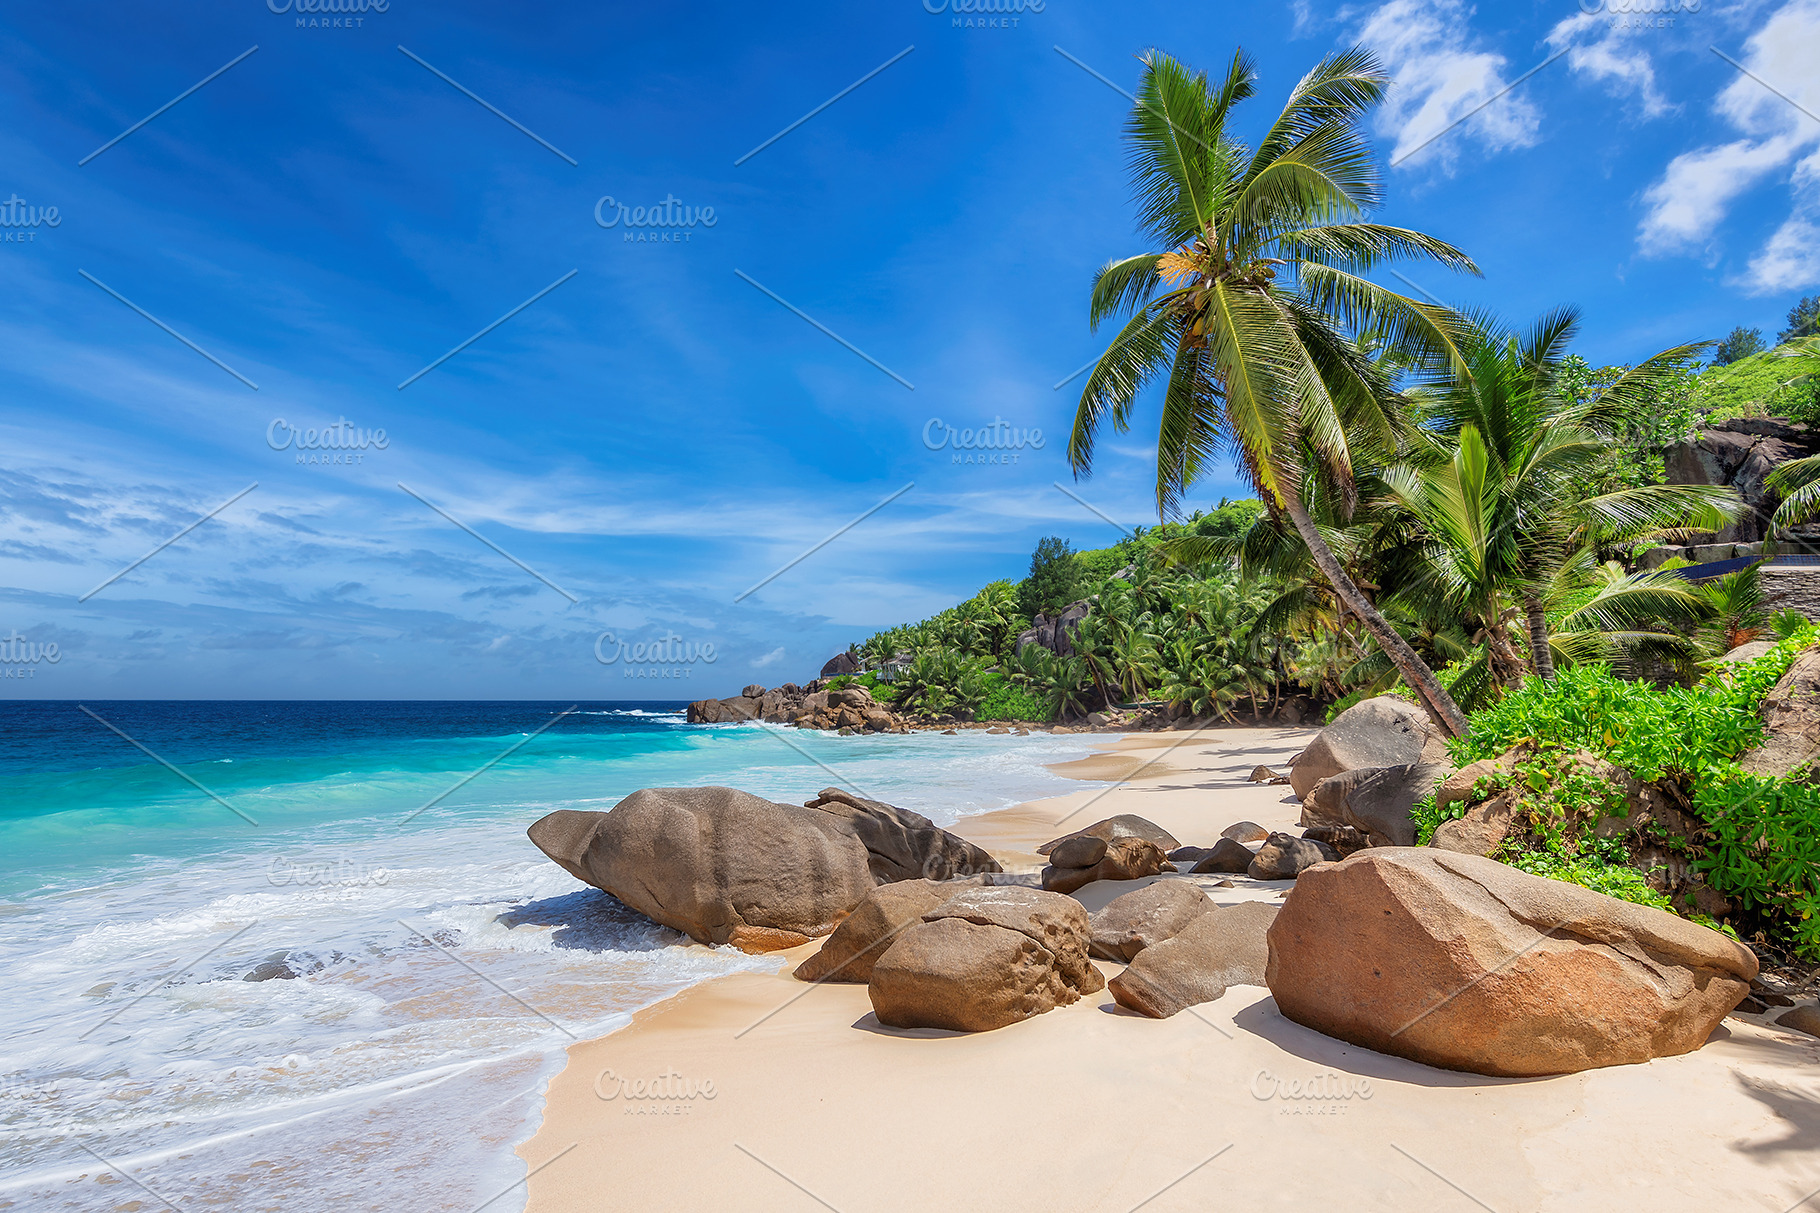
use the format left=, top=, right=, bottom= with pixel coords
left=0, top=701, right=1106, bottom=1212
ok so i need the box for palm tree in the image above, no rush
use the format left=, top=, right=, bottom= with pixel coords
left=1386, top=309, right=1740, bottom=687
left=1067, top=47, right=1482, bottom=736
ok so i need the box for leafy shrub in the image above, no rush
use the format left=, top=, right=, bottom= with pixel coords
left=1691, top=774, right=1820, bottom=958
left=1506, top=847, right=1673, bottom=911
left=1451, top=627, right=1820, bottom=958
left=1453, top=628, right=1815, bottom=781
left=976, top=682, right=1050, bottom=722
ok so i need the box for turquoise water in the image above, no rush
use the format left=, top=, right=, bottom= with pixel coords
left=0, top=702, right=1106, bottom=1211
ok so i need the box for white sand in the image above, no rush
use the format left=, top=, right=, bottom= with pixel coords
left=518, top=727, right=1820, bottom=1212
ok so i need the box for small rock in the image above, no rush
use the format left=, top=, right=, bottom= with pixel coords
left=868, top=887, right=1104, bottom=1032
left=1247, top=832, right=1340, bottom=880
left=1189, top=837, right=1256, bottom=875
left=1088, top=881, right=1214, bottom=962
left=1733, top=995, right=1769, bottom=1015
left=1042, top=836, right=1170, bottom=895
left=1048, top=834, right=1109, bottom=870
left=1247, top=765, right=1289, bottom=785
left=1037, top=815, right=1180, bottom=856
left=1777, top=1006, right=1820, bottom=1039
left=1167, top=845, right=1211, bottom=863
left=1220, top=821, right=1268, bottom=844
left=1301, top=823, right=1369, bottom=856
left=1108, top=903, right=1279, bottom=1018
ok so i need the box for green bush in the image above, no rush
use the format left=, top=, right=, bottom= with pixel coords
left=1453, top=628, right=1815, bottom=781
left=976, top=682, right=1051, bottom=722
left=1450, top=627, right=1820, bottom=958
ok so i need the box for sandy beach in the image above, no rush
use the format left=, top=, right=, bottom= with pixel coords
left=518, top=726, right=1820, bottom=1212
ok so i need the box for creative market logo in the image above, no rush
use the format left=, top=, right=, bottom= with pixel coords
left=923, top=417, right=1044, bottom=466
left=595, top=631, right=719, bottom=680
left=1, top=195, right=60, bottom=245
left=1, top=631, right=60, bottom=679
left=267, top=0, right=388, bottom=28
left=1575, top=0, right=1699, bottom=30
left=267, top=417, right=390, bottom=467
left=595, top=195, right=718, bottom=244
left=924, top=0, right=1043, bottom=29
left=594, top=1066, right=717, bottom=1117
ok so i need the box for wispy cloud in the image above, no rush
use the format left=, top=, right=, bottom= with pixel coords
left=1545, top=12, right=1671, bottom=118
left=1636, top=0, right=1820, bottom=292
left=1357, top=0, right=1543, bottom=170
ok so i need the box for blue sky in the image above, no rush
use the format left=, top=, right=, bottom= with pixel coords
left=2, top=0, right=1817, bottom=699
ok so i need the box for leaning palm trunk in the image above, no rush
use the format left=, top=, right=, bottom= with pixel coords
left=1280, top=495, right=1468, bottom=736
left=1523, top=594, right=1556, bottom=683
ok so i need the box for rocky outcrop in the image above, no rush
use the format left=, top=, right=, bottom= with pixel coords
left=1109, top=902, right=1278, bottom=1018
left=1303, top=763, right=1444, bottom=848
left=1037, top=815, right=1180, bottom=856
left=794, top=879, right=974, bottom=984
left=1288, top=696, right=1450, bottom=799
left=687, top=681, right=910, bottom=733
left=527, top=787, right=877, bottom=952
left=802, top=788, right=1002, bottom=883
left=868, top=887, right=1105, bottom=1032
left=1738, top=645, right=1820, bottom=778
left=1042, top=836, right=1172, bottom=895
left=820, top=651, right=862, bottom=677
left=1265, top=849, right=1757, bottom=1076
left=1015, top=599, right=1091, bottom=658
left=1247, top=832, right=1340, bottom=880
left=1664, top=417, right=1820, bottom=544
left=1087, top=881, right=1213, bottom=962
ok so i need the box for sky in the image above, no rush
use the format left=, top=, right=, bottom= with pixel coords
left=1, top=0, right=1817, bottom=700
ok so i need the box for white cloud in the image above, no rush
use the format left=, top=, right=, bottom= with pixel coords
left=1357, top=0, right=1543, bottom=170
left=1639, top=135, right=1802, bottom=248
left=1635, top=0, right=1820, bottom=291
left=752, top=646, right=787, bottom=668
left=1745, top=150, right=1820, bottom=291
left=1544, top=12, right=1670, bottom=117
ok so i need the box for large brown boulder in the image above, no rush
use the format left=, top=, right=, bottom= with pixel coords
left=1738, top=646, right=1820, bottom=778
left=1042, top=836, right=1171, bottom=895
left=795, top=879, right=974, bottom=984
left=1037, top=814, right=1179, bottom=856
left=1088, top=881, right=1213, bottom=961
left=802, top=788, right=1002, bottom=882
left=868, top=887, right=1104, bottom=1032
left=1288, top=696, right=1449, bottom=799
left=1265, top=849, right=1758, bottom=1077
left=1109, top=902, right=1279, bottom=1018
left=526, top=787, right=876, bottom=952
left=1305, top=763, right=1444, bottom=848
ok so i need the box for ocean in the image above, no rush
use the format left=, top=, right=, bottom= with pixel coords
left=0, top=701, right=1107, bottom=1211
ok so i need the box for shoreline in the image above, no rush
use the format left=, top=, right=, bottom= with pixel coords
left=513, top=724, right=1820, bottom=1212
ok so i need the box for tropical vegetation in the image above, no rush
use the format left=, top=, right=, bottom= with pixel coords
left=826, top=44, right=1820, bottom=959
